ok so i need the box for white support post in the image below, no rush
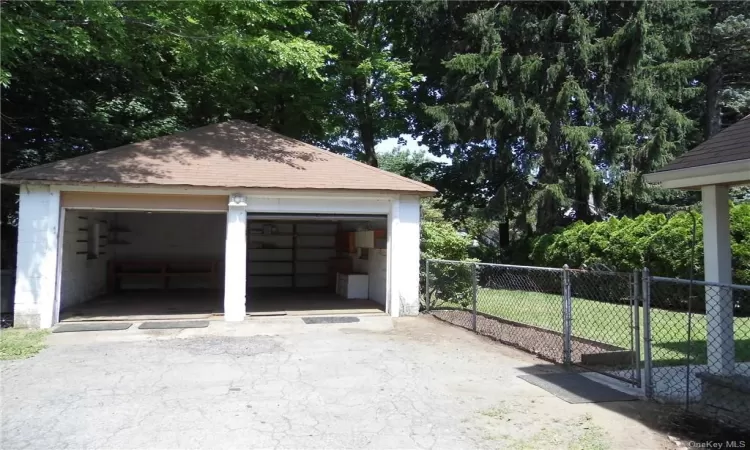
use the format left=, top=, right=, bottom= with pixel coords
left=223, top=194, right=247, bottom=321
left=702, top=184, right=734, bottom=375
left=388, top=196, right=421, bottom=317
left=13, top=185, right=62, bottom=328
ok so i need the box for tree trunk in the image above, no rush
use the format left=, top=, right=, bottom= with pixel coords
left=499, top=221, right=510, bottom=248
left=346, top=1, right=379, bottom=167
left=574, top=170, right=592, bottom=223
left=352, top=75, right=379, bottom=167
left=536, top=122, right=562, bottom=233
left=705, top=64, right=722, bottom=139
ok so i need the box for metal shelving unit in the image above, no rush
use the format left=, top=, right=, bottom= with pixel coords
left=247, top=222, right=336, bottom=287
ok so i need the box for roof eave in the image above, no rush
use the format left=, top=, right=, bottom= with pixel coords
left=643, top=158, right=750, bottom=190
left=0, top=177, right=437, bottom=196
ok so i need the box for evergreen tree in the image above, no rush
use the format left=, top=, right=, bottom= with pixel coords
left=401, top=1, right=707, bottom=234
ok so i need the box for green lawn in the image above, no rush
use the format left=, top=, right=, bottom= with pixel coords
left=435, top=288, right=750, bottom=366
left=0, top=328, right=49, bottom=360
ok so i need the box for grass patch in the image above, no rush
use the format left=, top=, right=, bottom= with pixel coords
left=0, top=328, right=49, bottom=360
left=479, top=404, right=509, bottom=419
left=433, top=288, right=750, bottom=366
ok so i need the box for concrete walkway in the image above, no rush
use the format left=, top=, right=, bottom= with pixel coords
left=1, top=316, right=670, bottom=449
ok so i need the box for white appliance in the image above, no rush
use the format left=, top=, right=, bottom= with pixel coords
left=336, top=273, right=369, bottom=299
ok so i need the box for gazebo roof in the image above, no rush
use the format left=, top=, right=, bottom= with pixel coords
left=644, top=115, right=750, bottom=190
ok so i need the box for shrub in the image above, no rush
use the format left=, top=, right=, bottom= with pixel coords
left=530, top=203, right=750, bottom=286
left=421, top=207, right=476, bottom=308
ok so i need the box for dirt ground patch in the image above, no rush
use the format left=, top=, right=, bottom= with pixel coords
left=430, top=308, right=628, bottom=363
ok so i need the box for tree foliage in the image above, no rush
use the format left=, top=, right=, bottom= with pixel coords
left=313, top=2, right=415, bottom=166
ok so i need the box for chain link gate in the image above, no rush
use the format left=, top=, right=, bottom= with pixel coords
left=566, top=267, right=642, bottom=387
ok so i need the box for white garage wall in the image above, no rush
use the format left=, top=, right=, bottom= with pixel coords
left=13, top=186, right=61, bottom=328
left=59, top=211, right=111, bottom=310
left=389, top=196, right=421, bottom=316
left=367, top=249, right=388, bottom=306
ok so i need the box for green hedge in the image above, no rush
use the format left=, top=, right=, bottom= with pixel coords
left=530, top=203, right=750, bottom=286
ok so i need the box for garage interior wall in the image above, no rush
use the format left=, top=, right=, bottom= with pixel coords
left=110, top=212, right=225, bottom=289
left=59, top=211, right=111, bottom=310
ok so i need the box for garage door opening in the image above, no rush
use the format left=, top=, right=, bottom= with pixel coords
left=58, top=210, right=225, bottom=322
left=247, top=215, right=387, bottom=316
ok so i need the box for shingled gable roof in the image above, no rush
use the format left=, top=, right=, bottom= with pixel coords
left=0, top=120, right=436, bottom=195
left=655, top=114, right=750, bottom=173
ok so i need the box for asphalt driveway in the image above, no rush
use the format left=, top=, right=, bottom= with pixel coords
left=1, top=316, right=669, bottom=449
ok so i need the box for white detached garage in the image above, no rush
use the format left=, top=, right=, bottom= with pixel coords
left=2, top=121, right=435, bottom=328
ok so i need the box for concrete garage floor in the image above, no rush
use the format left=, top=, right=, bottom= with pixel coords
left=59, top=291, right=222, bottom=321
left=0, top=317, right=671, bottom=450
left=248, top=289, right=384, bottom=316
left=60, top=289, right=383, bottom=322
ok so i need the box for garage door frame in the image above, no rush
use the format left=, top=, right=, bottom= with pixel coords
left=242, top=195, right=397, bottom=316
left=53, top=192, right=231, bottom=326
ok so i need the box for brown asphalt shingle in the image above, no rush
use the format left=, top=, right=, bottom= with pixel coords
left=655, top=114, right=750, bottom=172
left=1, top=121, right=436, bottom=195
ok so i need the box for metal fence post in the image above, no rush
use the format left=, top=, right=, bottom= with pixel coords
left=562, top=264, right=572, bottom=365
left=632, top=269, right=642, bottom=388
left=424, top=259, right=431, bottom=312
left=472, top=262, right=478, bottom=332
left=642, top=267, right=653, bottom=398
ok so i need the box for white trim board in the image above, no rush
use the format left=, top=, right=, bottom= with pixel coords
left=643, top=158, right=750, bottom=190
left=52, top=184, right=415, bottom=199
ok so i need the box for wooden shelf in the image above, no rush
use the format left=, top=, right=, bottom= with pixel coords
left=249, top=260, right=294, bottom=263
left=248, top=247, right=293, bottom=250
left=248, top=233, right=335, bottom=238
left=248, top=273, right=293, bottom=277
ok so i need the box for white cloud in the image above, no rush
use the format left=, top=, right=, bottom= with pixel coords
left=375, top=134, right=450, bottom=164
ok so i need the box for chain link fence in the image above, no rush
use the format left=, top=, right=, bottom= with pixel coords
left=423, top=259, right=750, bottom=433
left=423, top=260, right=640, bottom=385
left=424, top=260, right=564, bottom=362
left=644, top=272, right=750, bottom=431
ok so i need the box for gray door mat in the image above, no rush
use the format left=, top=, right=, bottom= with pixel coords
left=302, top=316, right=360, bottom=324
left=517, top=373, right=637, bottom=404
left=53, top=322, right=132, bottom=333
left=138, top=320, right=209, bottom=329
